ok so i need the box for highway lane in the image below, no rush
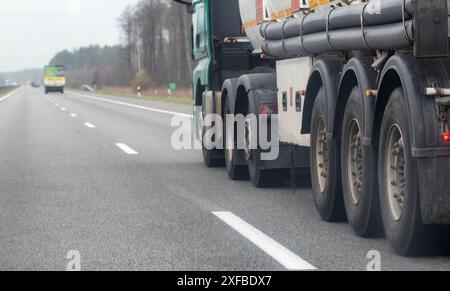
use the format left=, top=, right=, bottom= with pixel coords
left=0, top=86, right=449, bottom=271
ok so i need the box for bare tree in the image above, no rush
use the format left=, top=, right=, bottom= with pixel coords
left=52, top=0, right=195, bottom=90
left=118, top=5, right=135, bottom=72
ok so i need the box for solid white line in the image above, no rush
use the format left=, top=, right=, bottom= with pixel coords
left=84, top=122, right=96, bottom=128
left=115, top=143, right=138, bottom=155
left=212, top=211, right=317, bottom=271
left=70, top=113, right=77, bottom=117
left=0, top=87, right=21, bottom=103
left=67, top=91, right=192, bottom=118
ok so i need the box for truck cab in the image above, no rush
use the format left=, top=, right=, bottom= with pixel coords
left=186, top=0, right=277, bottom=170
left=191, top=0, right=254, bottom=105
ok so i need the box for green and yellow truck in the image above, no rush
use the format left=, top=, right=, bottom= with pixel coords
left=44, top=65, right=65, bottom=94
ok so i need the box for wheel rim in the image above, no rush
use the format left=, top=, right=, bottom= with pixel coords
left=346, top=119, right=362, bottom=205
left=385, top=124, right=406, bottom=221
left=244, top=116, right=253, bottom=161
left=225, top=113, right=233, bottom=163
left=197, top=111, right=204, bottom=144
left=314, top=117, right=328, bottom=193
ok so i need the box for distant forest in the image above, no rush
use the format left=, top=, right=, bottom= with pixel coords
left=50, top=45, right=130, bottom=88
left=50, top=0, right=193, bottom=90
left=0, top=68, right=43, bottom=86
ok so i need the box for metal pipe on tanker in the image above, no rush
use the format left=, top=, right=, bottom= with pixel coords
left=261, top=20, right=413, bottom=58
left=261, top=0, right=414, bottom=41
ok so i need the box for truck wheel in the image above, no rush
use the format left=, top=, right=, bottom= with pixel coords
left=246, top=150, right=285, bottom=188
left=379, top=88, right=449, bottom=256
left=201, top=103, right=224, bottom=168
left=245, top=114, right=285, bottom=187
left=311, top=88, right=345, bottom=221
left=224, top=97, right=249, bottom=180
left=341, top=87, right=382, bottom=237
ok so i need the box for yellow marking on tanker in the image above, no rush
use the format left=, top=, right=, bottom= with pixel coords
left=244, top=5, right=303, bottom=29
left=309, top=0, right=330, bottom=8
left=309, top=0, right=318, bottom=8
left=270, top=8, right=297, bottom=20
left=242, top=19, right=258, bottom=30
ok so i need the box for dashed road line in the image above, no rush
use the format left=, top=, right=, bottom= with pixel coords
left=212, top=211, right=317, bottom=271
left=115, top=143, right=139, bottom=155
left=84, top=122, right=96, bottom=128
left=71, top=113, right=78, bottom=118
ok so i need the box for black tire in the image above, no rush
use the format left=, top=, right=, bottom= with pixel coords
left=379, top=88, right=449, bottom=256
left=245, top=107, right=286, bottom=187
left=61, top=88, right=64, bottom=94
left=224, top=97, right=249, bottom=180
left=341, top=87, right=383, bottom=237
left=247, top=149, right=287, bottom=188
left=310, top=88, right=346, bottom=221
left=202, top=102, right=224, bottom=168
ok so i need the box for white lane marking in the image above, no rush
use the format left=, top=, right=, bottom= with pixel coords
left=71, top=113, right=78, bottom=118
left=61, top=107, right=67, bottom=111
left=67, top=91, right=192, bottom=118
left=55, top=103, right=59, bottom=106
left=212, top=211, right=317, bottom=271
left=115, top=143, right=138, bottom=155
left=84, top=122, right=96, bottom=128
left=0, top=87, right=21, bottom=103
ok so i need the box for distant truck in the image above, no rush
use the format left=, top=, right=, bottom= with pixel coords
left=44, top=65, right=65, bottom=94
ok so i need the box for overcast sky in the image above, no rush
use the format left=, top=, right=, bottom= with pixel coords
left=0, top=0, right=140, bottom=72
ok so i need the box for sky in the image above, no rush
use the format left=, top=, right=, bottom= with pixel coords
left=0, top=0, right=141, bottom=72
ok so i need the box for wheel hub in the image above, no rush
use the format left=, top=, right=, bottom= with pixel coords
left=385, top=124, right=406, bottom=221
left=244, top=117, right=253, bottom=161
left=346, top=119, right=362, bottom=205
left=225, top=114, right=234, bottom=163
left=315, top=118, right=328, bottom=193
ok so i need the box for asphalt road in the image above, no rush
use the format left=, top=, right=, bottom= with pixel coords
left=0, top=86, right=449, bottom=271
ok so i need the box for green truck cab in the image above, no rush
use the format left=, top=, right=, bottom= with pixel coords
left=175, top=0, right=273, bottom=165
left=189, top=0, right=251, bottom=105
left=175, top=0, right=267, bottom=145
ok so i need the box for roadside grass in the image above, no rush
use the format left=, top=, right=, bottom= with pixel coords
left=0, top=86, right=19, bottom=97
left=83, top=87, right=192, bottom=106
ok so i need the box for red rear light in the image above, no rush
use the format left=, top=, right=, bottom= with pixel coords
left=441, top=133, right=450, bottom=143
left=259, top=103, right=278, bottom=116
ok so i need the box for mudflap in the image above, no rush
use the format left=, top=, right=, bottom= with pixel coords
left=418, top=157, right=450, bottom=224
left=257, top=143, right=310, bottom=170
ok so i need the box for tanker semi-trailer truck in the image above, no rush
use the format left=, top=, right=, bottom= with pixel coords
left=173, top=0, right=450, bottom=256
left=44, top=65, right=65, bottom=94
